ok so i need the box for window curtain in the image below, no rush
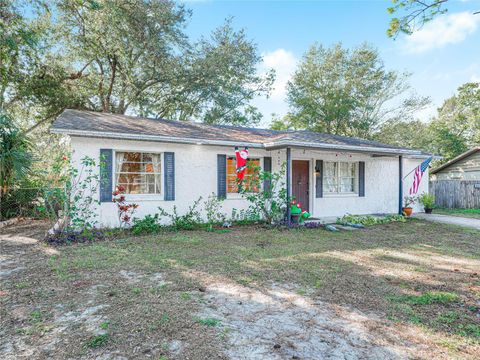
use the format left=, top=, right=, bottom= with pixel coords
left=152, top=153, right=161, bottom=193
left=115, top=152, right=125, bottom=185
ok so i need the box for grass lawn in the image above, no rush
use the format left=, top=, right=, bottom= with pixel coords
left=1, top=219, right=479, bottom=359
left=434, top=208, right=480, bottom=219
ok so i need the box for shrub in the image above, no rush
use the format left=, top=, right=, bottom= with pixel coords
left=131, top=214, right=161, bottom=235
left=0, top=114, right=32, bottom=220
left=417, top=192, right=435, bottom=209
left=203, top=193, right=226, bottom=231
left=230, top=207, right=261, bottom=225
left=0, top=186, right=63, bottom=220
left=158, top=197, right=203, bottom=231
left=337, top=214, right=406, bottom=226
left=240, top=163, right=287, bottom=224
left=112, top=186, right=138, bottom=227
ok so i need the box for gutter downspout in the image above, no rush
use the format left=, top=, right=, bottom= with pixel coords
left=399, top=155, right=403, bottom=215
left=286, top=147, right=291, bottom=227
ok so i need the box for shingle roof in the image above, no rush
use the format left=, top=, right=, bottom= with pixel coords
left=430, top=147, right=480, bottom=174
left=50, top=109, right=428, bottom=156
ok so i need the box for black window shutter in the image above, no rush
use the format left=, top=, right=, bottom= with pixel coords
left=263, top=156, right=272, bottom=193
left=217, top=154, right=227, bottom=199
left=164, top=152, right=175, bottom=201
left=315, top=160, right=323, bottom=198
left=359, top=161, right=365, bottom=197
left=100, top=149, right=113, bottom=202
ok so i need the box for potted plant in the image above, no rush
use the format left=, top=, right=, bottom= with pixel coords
left=402, top=196, right=416, bottom=217
left=417, top=192, right=435, bottom=214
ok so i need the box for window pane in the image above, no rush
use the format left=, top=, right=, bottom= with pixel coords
left=123, top=152, right=141, bottom=162
left=120, top=162, right=141, bottom=173
left=142, top=153, right=153, bottom=162
left=350, top=163, right=356, bottom=177
left=340, top=177, right=355, bottom=193
left=245, top=159, right=260, bottom=175
left=324, top=176, right=337, bottom=193
left=227, top=157, right=260, bottom=193
left=145, top=163, right=154, bottom=173
left=116, top=152, right=161, bottom=194
left=339, top=162, right=348, bottom=177
left=339, top=162, right=356, bottom=177
left=325, top=162, right=336, bottom=177
left=227, top=158, right=236, bottom=173
left=141, top=174, right=155, bottom=193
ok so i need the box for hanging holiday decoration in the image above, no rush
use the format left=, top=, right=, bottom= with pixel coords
left=235, top=146, right=249, bottom=180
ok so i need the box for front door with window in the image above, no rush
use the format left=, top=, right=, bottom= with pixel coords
left=292, top=160, right=309, bottom=211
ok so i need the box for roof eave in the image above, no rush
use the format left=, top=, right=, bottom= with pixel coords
left=264, top=140, right=428, bottom=157
left=50, top=128, right=265, bottom=148
left=51, top=127, right=431, bottom=157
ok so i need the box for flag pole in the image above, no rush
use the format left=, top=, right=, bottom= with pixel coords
left=402, top=156, right=432, bottom=180
left=398, top=156, right=403, bottom=215
left=402, top=166, right=416, bottom=180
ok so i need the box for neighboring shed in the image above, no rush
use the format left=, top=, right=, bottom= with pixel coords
left=430, top=147, right=480, bottom=209
left=430, top=147, right=480, bottom=180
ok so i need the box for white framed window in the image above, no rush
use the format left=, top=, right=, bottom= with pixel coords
left=115, top=152, right=162, bottom=194
left=324, top=161, right=358, bottom=194
left=226, top=157, right=260, bottom=193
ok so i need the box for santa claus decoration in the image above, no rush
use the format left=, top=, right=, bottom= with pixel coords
left=235, top=146, right=249, bottom=180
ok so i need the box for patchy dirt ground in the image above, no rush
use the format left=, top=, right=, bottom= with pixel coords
left=198, top=280, right=407, bottom=359
left=1, top=220, right=479, bottom=359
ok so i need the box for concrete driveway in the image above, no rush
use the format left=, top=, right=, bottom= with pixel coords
left=413, top=213, right=480, bottom=230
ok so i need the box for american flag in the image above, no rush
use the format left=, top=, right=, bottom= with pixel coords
left=409, top=157, right=432, bottom=195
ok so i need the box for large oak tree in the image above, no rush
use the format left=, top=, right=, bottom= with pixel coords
left=2, top=0, right=274, bottom=132
left=280, top=43, right=429, bottom=139
left=375, top=82, right=480, bottom=162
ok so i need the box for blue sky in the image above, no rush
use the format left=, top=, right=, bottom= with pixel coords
left=184, top=0, right=480, bottom=126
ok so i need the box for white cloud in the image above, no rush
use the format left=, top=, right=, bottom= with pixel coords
left=261, top=48, right=297, bottom=101
left=470, top=74, right=480, bottom=82
left=404, top=12, right=480, bottom=54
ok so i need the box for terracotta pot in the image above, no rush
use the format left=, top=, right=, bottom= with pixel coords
left=424, top=207, right=433, bottom=214
left=402, top=207, right=413, bottom=216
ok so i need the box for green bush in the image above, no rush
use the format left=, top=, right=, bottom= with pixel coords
left=230, top=207, right=261, bottom=225
left=0, top=186, right=64, bottom=220
left=131, top=214, right=162, bottom=235
left=203, top=193, right=226, bottom=231
left=417, top=192, right=435, bottom=209
left=337, top=214, right=406, bottom=226
left=158, top=197, right=203, bottom=231
left=240, top=163, right=287, bottom=224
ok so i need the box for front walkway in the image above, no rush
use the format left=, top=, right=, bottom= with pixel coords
left=413, top=213, right=480, bottom=230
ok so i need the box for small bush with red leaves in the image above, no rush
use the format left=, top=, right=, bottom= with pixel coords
left=113, top=186, right=138, bottom=227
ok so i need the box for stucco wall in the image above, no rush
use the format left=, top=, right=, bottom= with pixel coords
left=70, top=136, right=427, bottom=227
left=404, top=158, right=429, bottom=212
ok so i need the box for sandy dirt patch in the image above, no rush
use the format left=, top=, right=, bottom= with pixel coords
left=198, top=281, right=413, bottom=359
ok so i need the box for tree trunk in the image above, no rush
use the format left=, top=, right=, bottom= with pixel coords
left=104, top=56, right=117, bottom=113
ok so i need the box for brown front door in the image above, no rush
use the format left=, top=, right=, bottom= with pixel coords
left=292, top=160, right=309, bottom=211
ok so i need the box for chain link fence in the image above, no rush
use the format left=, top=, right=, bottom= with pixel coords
left=0, top=187, right=65, bottom=221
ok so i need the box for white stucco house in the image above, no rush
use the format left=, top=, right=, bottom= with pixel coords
left=50, top=109, right=430, bottom=227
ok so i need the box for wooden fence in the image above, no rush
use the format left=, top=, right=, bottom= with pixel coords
left=429, top=180, right=480, bottom=209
